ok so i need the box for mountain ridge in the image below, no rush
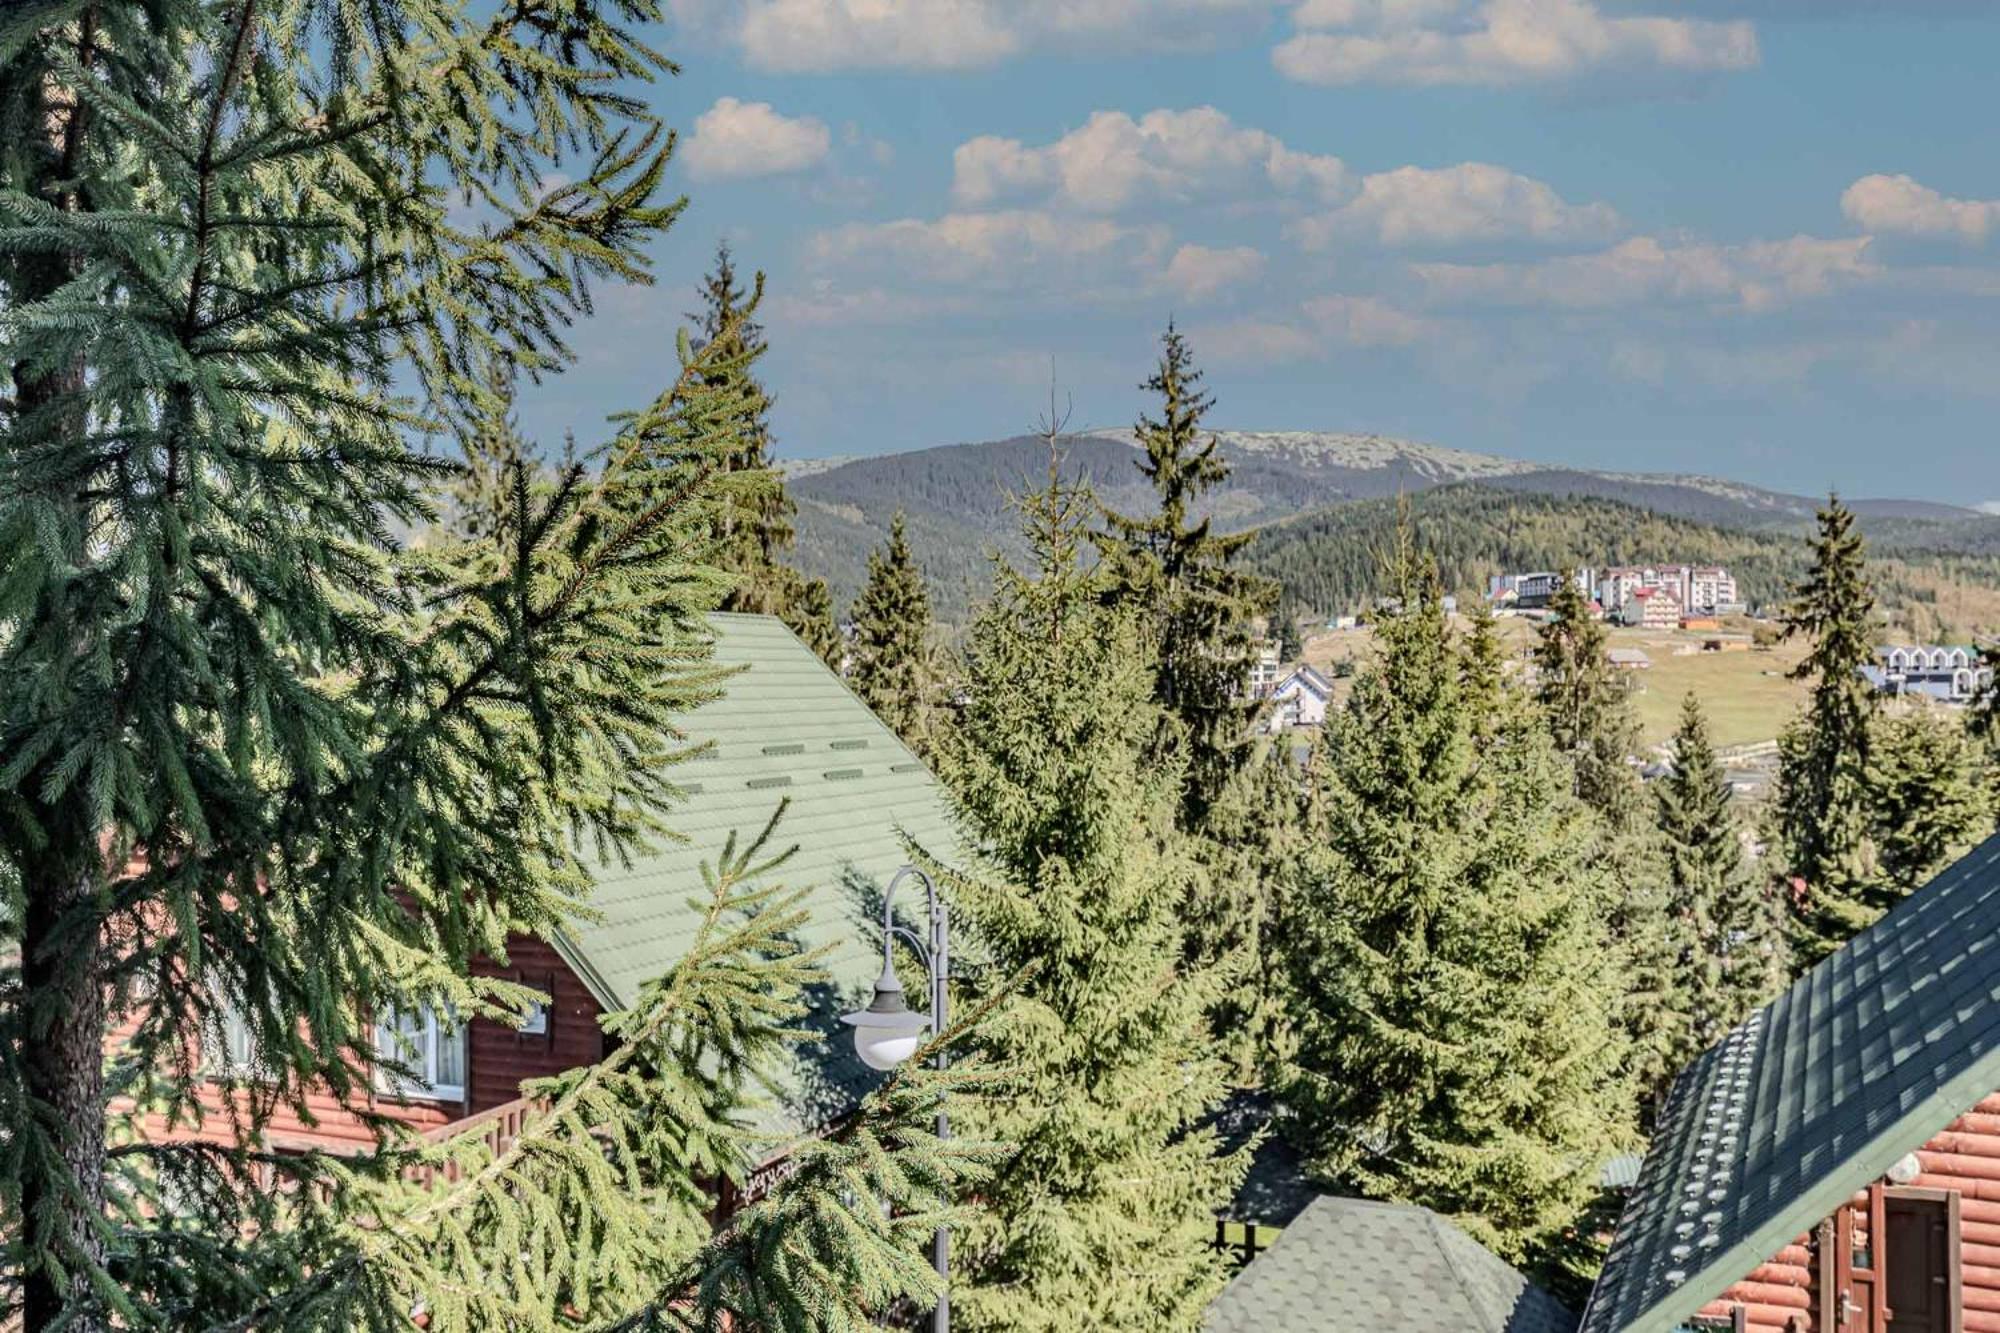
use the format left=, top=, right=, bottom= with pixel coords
left=783, top=429, right=1998, bottom=623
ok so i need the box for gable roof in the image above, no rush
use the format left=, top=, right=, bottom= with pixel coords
left=553, top=613, right=957, bottom=1132
left=1206, top=1196, right=1576, bottom=1333
left=1275, top=664, right=1332, bottom=697
left=1580, top=831, right=2000, bottom=1332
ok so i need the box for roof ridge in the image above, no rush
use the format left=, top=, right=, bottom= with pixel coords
left=1423, top=1208, right=1511, bottom=1333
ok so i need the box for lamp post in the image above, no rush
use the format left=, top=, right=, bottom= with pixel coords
left=839, top=865, right=950, bottom=1333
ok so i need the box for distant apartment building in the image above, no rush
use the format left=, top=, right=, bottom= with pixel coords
left=1598, top=563, right=1740, bottom=617
left=1614, top=584, right=1683, bottom=629
left=1488, top=569, right=1595, bottom=608
left=1246, top=641, right=1283, bottom=699
left=1862, top=645, right=1995, bottom=703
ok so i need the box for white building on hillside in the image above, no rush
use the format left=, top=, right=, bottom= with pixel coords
left=1268, top=665, right=1333, bottom=731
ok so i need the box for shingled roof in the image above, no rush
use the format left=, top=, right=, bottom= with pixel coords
left=1580, top=831, right=2000, bottom=1332
left=1205, top=1196, right=1577, bottom=1333
left=551, top=613, right=958, bottom=1132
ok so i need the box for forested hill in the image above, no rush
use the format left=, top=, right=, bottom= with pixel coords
left=784, top=431, right=1997, bottom=625
left=1242, top=487, right=2000, bottom=640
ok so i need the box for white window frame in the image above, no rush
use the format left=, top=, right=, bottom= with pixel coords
left=518, top=999, right=548, bottom=1037
left=373, top=1003, right=466, bottom=1102
left=212, top=1004, right=260, bottom=1076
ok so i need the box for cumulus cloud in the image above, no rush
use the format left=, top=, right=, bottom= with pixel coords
left=1290, top=162, right=1620, bottom=247
left=1273, top=0, right=1759, bottom=87
left=807, top=209, right=1171, bottom=290
left=1841, top=174, right=2000, bottom=244
left=724, top=0, right=1277, bottom=73
left=1164, top=244, right=1267, bottom=300
left=1414, top=234, right=1877, bottom=311
left=1200, top=294, right=1437, bottom=365
left=953, top=108, right=1347, bottom=213
left=682, top=98, right=832, bottom=180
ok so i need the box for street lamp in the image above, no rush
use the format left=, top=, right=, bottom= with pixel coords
left=839, top=865, right=950, bottom=1333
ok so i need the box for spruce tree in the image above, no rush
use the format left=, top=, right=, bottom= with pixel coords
left=685, top=241, right=838, bottom=655
left=1462, top=597, right=1508, bottom=741
left=1868, top=708, right=1989, bottom=897
left=0, top=8, right=974, bottom=1327
left=1278, top=535, right=1633, bottom=1275
left=1656, top=694, right=1785, bottom=1062
left=848, top=512, right=936, bottom=752
left=1974, top=644, right=2000, bottom=830
left=1099, top=322, right=1278, bottom=831
left=929, top=462, right=1244, bottom=1332
left=1772, top=494, right=1880, bottom=964
left=1535, top=571, right=1643, bottom=827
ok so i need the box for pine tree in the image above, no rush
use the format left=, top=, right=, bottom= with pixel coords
left=1278, top=535, right=1633, bottom=1275
left=1, top=8, right=975, bottom=1327
left=1656, top=694, right=1785, bottom=1065
left=1868, top=707, right=1989, bottom=898
left=1462, top=597, right=1508, bottom=741
left=848, top=512, right=936, bottom=751
left=1772, top=494, right=1881, bottom=965
left=1975, top=644, right=2000, bottom=831
left=928, top=461, right=1244, bottom=1332
left=1535, top=571, right=1643, bottom=828
left=1099, top=322, right=1278, bottom=831
left=685, top=242, right=838, bottom=656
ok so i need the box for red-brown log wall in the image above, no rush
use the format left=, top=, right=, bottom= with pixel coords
left=1696, top=1092, right=2000, bottom=1332
left=115, top=931, right=603, bottom=1153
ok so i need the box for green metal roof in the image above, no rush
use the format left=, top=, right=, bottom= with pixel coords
left=1205, top=1196, right=1576, bottom=1333
left=1581, top=831, right=2000, bottom=1333
left=556, top=613, right=957, bottom=1132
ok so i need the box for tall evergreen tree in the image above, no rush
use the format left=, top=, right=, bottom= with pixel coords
left=685, top=242, right=839, bottom=655
left=1657, top=694, right=1786, bottom=1060
left=1868, top=707, right=1989, bottom=897
left=1535, top=571, right=1643, bottom=828
left=1278, top=535, right=1633, bottom=1276
left=1462, top=597, right=1508, bottom=742
left=930, top=462, right=1244, bottom=1332
left=849, top=512, right=936, bottom=751
left=0, top=8, right=973, bottom=1327
left=1099, top=323, right=1278, bottom=830
left=1967, top=644, right=2000, bottom=831
left=1772, top=494, right=1881, bottom=965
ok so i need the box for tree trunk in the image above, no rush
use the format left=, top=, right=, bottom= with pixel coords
left=19, top=856, right=109, bottom=1332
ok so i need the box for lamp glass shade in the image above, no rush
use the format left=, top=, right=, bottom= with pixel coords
left=841, top=968, right=931, bottom=1071
left=854, top=1025, right=925, bottom=1071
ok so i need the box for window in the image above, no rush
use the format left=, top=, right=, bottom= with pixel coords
left=518, top=1000, right=548, bottom=1037
left=211, top=1004, right=259, bottom=1076
left=374, top=1003, right=466, bottom=1101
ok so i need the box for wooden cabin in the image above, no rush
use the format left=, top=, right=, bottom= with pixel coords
left=1581, top=833, right=2000, bottom=1333
left=120, top=613, right=955, bottom=1171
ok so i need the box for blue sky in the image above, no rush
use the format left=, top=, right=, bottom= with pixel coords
left=513, top=0, right=2000, bottom=504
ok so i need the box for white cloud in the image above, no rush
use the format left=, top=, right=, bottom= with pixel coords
left=727, top=0, right=1277, bottom=73
left=682, top=98, right=832, bottom=180
left=1290, top=162, right=1620, bottom=247
left=1200, top=293, right=1437, bottom=365
left=1302, top=293, right=1434, bottom=345
left=953, top=108, right=1347, bottom=213
left=1164, top=244, right=1267, bottom=300
left=1841, top=174, right=2000, bottom=244
left=1273, top=0, right=1759, bottom=87
left=1415, top=234, right=1877, bottom=311
left=807, top=209, right=1171, bottom=291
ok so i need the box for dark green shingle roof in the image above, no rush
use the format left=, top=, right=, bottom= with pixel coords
left=1205, top=1196, right=1576, bottom=1333
left=556, top=613, right=957, bottom=1132
left=1581, top=832, right=2000, bottom=1333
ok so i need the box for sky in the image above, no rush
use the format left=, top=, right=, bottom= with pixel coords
left=510, top=0, right=2000, bottom=505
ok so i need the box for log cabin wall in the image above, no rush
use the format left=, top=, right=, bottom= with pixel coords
left=466, top=932, right=606, bottom=1114
left=116, top=930, right=603, bottom=1153
left=1695, top=1091, right=2000, bottom=1333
